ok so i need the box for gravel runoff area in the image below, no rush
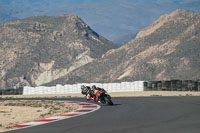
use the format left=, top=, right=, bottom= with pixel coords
left=1, top=91, right=200, bottom=99
left=0, top=100, right=80, bottom=132
left=0, top=91, right=200, bottom=131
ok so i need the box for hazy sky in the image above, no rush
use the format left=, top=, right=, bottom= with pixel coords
left=0, top=0, right=200, bottom=40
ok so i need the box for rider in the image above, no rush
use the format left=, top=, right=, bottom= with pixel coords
left=91, top=85, right=103, bottom=102
left=81, top=85, right=94, bottom=100
left=92, top=85, right=97, bottom=91
left=92, top=85, right=103, bottom=91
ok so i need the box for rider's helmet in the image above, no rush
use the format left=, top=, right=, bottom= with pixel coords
left=81, top=85, right=88, bottom=95
left=92, top=85, right=96, bottom=90
left=81, top=85, right=86, bottom=90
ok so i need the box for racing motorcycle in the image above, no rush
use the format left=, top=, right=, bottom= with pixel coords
left=93, top=88, right=113, bottom=105
left=81, top=86, right=113, bottom=105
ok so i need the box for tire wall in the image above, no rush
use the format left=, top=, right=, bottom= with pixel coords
left=1, top=80, right=200, bottom=96
left=144, top=80, right=200, bottom=91
left=0, top=87, right=24, bottom=95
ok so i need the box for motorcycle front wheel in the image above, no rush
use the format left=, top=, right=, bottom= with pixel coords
left=104, top=96, right=113, bottom=105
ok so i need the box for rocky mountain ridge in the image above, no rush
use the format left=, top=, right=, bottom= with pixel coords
left=0, top=15, right=117, bottom=89
left=45, top=9, right=200, bottom=86
left=1, top=0, right=200, bottom=41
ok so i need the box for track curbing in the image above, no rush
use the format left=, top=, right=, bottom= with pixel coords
left=1, top=101, right=101, bottom=133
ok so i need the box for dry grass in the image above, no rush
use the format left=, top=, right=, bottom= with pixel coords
left=0, top=100, right=80, bottom=132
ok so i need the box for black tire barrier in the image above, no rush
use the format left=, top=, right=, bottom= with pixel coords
left=0, top=87, right=23, bottom=95
left=144, top=80, right=200, bottom=91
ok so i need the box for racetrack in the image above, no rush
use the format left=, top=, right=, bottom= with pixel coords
left=3, top=96, right=200, bottom=133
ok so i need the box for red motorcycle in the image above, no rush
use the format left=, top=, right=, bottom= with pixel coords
left=81, top=86, right=113, bottom=105
left=92, top=88, right=113, bottom=105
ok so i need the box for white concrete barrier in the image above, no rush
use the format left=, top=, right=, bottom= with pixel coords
left=23, top=81, right=145, bottom=95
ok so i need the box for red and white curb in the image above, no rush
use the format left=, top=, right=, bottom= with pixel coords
left=1, top=101, right=100, bottom=132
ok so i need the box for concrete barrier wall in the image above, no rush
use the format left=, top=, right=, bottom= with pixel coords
left=23, top=81, right=145, bottom=95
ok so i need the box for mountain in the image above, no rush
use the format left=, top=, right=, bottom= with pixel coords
left=0, top=0, right=200, bottom=41
left=113, top=33, right=137, bottom=46
left=45, top=9, right=200, bottom=85
left=0, top=15, right=117, bottom=89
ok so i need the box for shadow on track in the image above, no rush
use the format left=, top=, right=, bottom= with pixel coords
left=99, top=103, right=122, bottom=106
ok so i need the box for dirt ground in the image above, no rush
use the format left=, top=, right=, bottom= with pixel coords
left=0, top=100, right=79, bottom=132
left=0, top=91, right=200, bottom=131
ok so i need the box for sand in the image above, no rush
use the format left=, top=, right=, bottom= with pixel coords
left=0, top=91, right=200, bottom=131
left=0, top=100, right=79, bottom=132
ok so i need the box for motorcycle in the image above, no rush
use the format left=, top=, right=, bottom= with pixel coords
left=81, top=86, right=113, bottom=105
left=92, top=88, right=113, bottom=105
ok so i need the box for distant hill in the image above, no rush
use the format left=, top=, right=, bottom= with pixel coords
left=0, top=15, right=117, bottom=89
left=0, top=0, right=200, bottom=40
left=113, top=33, right=137, bottom=46
left=46, top=9, right=200, bottom=85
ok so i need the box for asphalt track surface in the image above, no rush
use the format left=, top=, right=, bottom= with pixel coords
left=2, top=96, right=200, bottom=133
